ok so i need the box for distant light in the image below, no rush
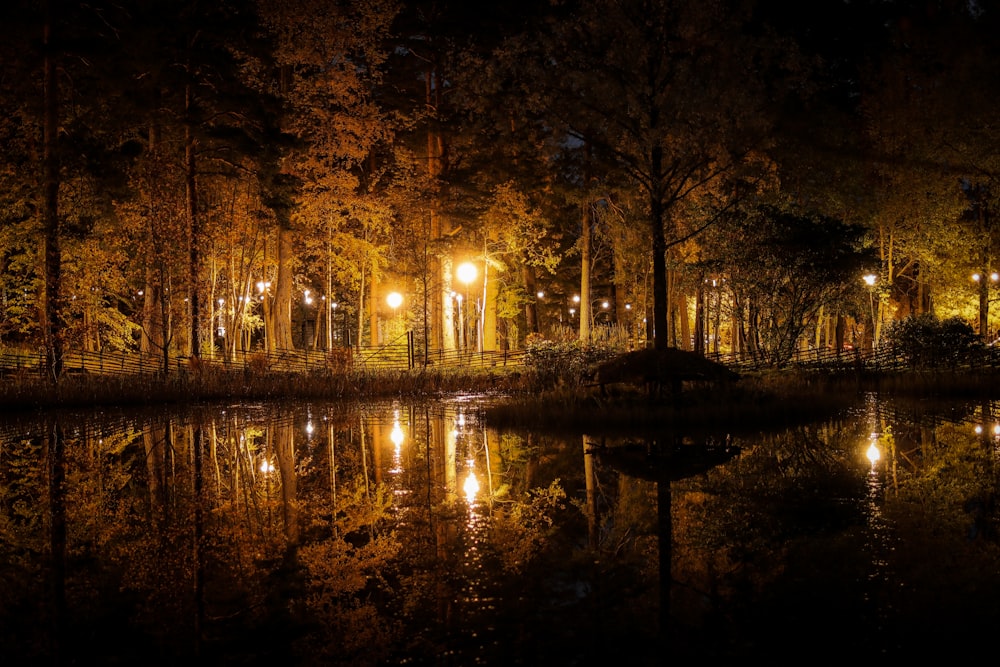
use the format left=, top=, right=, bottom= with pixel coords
left=572, top=295, right=580, bottom=303
left=601, top=301, right=609, bottom=309
left=387, top=292, right=403, bottom=309
left=863, top=274, right=877, bottom=287
left=537, top=291, right=544, bottom=299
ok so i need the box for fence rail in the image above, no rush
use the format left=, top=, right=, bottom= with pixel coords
left=6, top=340, right=1000, bottom=381
left=0, top=343, right=528, bottom=379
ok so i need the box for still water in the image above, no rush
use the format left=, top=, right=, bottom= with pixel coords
left=2, top=392, right=999, bottom=664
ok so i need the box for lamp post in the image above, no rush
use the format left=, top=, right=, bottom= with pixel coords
left=256, top=280, right=272, bottom=352
left=863, top=274, right=878, bottom=349
left=457, top=262, right=477, bottom=352
left=386, top=291, right=403, bottom=340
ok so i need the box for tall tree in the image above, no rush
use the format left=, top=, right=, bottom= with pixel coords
left=520, top=0, right=780, bottom=350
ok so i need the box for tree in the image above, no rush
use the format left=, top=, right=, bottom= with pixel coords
left=520, top=0, right=781, bottom=351
left=720, top=205, right=875, bottom=364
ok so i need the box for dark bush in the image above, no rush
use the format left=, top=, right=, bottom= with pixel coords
left=883, top=314, right=983, bottom=369
left=523, top=337, right=619, bottom=388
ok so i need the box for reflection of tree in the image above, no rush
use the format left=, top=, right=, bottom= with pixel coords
left=296, top=478, right=400, bottom=664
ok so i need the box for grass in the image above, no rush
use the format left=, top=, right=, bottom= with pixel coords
left=0, top=364, right=537, bottom=412
left=4, top=359, right=1000, bottom=430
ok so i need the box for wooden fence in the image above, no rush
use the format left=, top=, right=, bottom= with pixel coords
left=0, top=339, right=527, bottom=378
left=5, top=338, right=1000, bottom=380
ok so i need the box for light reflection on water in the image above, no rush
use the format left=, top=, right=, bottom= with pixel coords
left=1, top=394, right=999, bottom=663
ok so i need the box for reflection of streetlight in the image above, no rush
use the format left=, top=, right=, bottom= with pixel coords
left=866, top=441, right=880, bottom=467
left=463, top=467, right=480, bottom=503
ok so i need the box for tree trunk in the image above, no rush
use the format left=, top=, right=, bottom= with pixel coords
left=42, top=6, right=63, bottom=381
left=185, top=82, right=201, bottom=359
left=272, top=226, right=294, bottom=350
left=523, top=264, right=539, bottom=335
left=650, top=147, right=668, bottom=351
left=579, top=201, right=592, bottom=343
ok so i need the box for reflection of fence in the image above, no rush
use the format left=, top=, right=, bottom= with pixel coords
left=0, top=340, right=527, bottom=378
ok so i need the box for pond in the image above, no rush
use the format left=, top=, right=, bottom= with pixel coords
left=2, top=392, right=999, bottom=664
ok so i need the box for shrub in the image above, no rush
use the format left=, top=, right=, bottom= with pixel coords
left=883, top=314, right=983, bottom=369
left=523, top=337, right=620, bottom=388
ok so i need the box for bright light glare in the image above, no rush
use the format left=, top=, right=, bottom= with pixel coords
left=386, top=292, right=403, bottom=309
left=391, top=421, right=404, bottom=447
left=863, top=274, right=877, bottom=286
left=260, top=460, right=274, bottom=474
left=463, top=470, right=480, bottom=502
left=866, top=443, right=880, bottom=465
left=456, top=262, right=477, bottom=285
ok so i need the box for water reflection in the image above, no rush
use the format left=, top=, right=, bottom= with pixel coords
left=1, top=394, right=1000, bottom=663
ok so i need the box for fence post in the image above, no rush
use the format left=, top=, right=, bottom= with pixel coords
left=407, top=330, right=414, bottom=370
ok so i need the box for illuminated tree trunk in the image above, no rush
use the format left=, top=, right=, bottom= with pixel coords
left=370, top=269, right=380, bottom=345
left=272, top=227, right=294, bottom=350
left=579, top=202, right=592, bottom=343
left=483, top=263, right=498, bottom=352
left=523, top=265, right=539, bottom=336
left=185, top=82, right=202, bottom=359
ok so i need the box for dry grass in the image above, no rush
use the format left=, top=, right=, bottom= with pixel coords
left=0, top=364, right=537, bottom=412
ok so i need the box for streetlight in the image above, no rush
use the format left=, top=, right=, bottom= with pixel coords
left=862, top=274, right=878, bottom=349
left=386, top=291, right=403, bottom=343
left=457, top=262, right=477, bottom=352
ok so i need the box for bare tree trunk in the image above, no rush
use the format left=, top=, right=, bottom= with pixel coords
left=42, top=5, right=63, bottom=381
left=579, top=202, right=592, bottom=343
left=273, top=227, right=294, bottom=350
left=185, top=82, right=201, bottom=359
left=523, top=265, right=539, bottom=335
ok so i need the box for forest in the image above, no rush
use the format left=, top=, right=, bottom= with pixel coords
left=1, top=0, right=998, bottom=377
